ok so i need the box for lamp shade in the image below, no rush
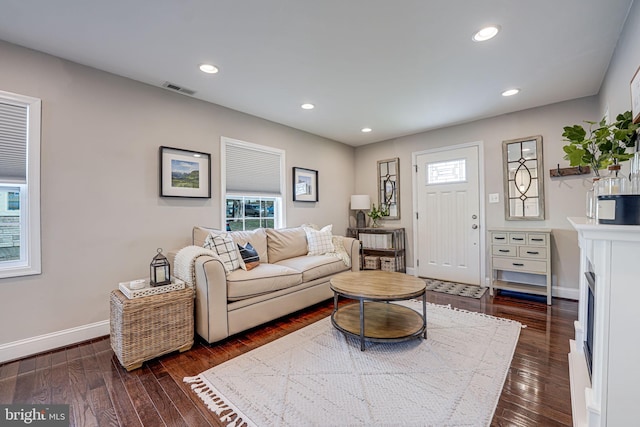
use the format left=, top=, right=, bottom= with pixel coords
left=350, top=195, right=371, bottom=210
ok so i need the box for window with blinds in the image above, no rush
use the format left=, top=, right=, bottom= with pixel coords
left=0, top=90, right=41, bottom=278
left=0, top=102, right=27, bottom=183
left=222, top=137, right=285, bottom=230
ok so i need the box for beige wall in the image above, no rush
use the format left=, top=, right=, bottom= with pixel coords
left=599, top=0, right=640, bottom=122
left=354, top=97, right=599, bottom=297
left=0, top=40, right=355, bottom=346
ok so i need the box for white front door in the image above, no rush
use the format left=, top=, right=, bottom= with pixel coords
left=415, top=145, right=481, bottom=285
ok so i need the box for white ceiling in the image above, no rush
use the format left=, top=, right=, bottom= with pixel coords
left=0, top=0, right=633, bottom=146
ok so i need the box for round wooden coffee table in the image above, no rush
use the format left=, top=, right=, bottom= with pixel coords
left=330, top=270, right=427, bottom=351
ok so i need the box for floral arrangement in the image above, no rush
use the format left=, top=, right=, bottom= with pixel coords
left=367, top=203, right=389, bottom=226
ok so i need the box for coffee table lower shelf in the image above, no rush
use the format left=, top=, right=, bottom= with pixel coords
left=331, top=302, right=425, bottom=350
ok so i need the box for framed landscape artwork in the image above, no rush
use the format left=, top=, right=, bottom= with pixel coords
left=292, top=167, right=318, bottom=202
left=159, top=146, right=211, bottom=198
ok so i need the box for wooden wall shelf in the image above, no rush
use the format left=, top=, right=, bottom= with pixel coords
left=549, top=165, right=591, bottom=178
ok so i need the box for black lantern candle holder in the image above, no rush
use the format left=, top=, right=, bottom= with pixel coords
left=150, top=248, right=171, bottom=286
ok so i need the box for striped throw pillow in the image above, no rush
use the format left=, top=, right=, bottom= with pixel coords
left=304, top=225, right=334, bottom=256
left=204, top=233, right=240, bottom=273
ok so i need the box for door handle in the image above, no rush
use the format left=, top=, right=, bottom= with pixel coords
left=471, top=224, right=478, bottom=229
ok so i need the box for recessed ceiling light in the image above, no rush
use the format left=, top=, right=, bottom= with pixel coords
left=193, top=154, right=202, bottom=158
left=199, top=64, right=219, bottom=74
left=472, top=25, right=500, bottom=42
left=301, top=103, right=315, bottom=110
left=361, top=127, right=372, bottom=133
left=501, top=88, right=520, bottom=97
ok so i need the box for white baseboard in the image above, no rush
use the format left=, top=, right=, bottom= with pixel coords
left=0, top=320, right=110, bottom=364
left=554, top=285, right=579, bottom=301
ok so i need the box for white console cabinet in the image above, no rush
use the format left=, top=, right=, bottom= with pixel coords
left=568, top=217, right=640, bottom=427
left=488, top=228, right=552, bottom=305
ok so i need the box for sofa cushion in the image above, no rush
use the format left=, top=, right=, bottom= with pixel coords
left=237, top=242, right=260, bottom=271
left=266, top=227, right=308, bottom=263
left=226, top=263, right=302, bottom=301
left=304, top=225, right=334, bottom=256
left=193, top=226, right=221, bottom=247
left=203, top=233, right=240, bottom=273
left=276, top=255, right=348, bottom=282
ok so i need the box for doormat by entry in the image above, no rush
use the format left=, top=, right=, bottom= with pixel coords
left=424, top=279, right=488, bottom=299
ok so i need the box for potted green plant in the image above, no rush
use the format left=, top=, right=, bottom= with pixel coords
left=367, top=203, right=389, bottom=227
left=562, top=110, right=639, bottom=177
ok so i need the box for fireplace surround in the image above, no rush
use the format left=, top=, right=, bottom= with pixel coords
left=584, top=270, right=595, bottom=378
left=568, top=217, right=640, bottom=426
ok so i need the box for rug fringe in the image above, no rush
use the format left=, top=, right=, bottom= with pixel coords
left=184, top=375, right=256, bottom=427
left=408, top=299, right=527, bottom=328
left=447, top=304, right=527, bottom=328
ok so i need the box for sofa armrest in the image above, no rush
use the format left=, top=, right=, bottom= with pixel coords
left=341, top=236, right=361, bottom=272
left=193, top=256, right=229, bottom=344
left=168, top=247, right=229, bottom=344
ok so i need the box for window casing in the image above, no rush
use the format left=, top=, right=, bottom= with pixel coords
left=0, top=90, right=41, bottom=278
left=222, top=137, right=285, bottom=231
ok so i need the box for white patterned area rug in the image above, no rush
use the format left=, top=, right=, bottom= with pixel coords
left=184, top=301, right=522, bottom=427
left=425, top=279, right=488, bottom=299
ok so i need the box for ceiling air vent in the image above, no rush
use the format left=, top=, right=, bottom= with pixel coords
left=161, top=81, right=196, bottom=96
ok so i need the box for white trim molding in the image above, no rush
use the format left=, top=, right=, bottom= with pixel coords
left=0, top=320, right=109, bottom=364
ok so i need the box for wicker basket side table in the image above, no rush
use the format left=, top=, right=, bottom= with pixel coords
left=110, top=287, right=194, bottom=371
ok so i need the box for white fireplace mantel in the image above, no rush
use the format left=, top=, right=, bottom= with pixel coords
left=568, top=217, right=640, bottom=427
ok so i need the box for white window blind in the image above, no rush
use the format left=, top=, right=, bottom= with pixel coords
left=225, top=142, right=282, bottom=195
left=0, top=101, right=27, bottom=183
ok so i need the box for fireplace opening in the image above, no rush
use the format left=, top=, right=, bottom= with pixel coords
left=584, top=270, right=595, bottom=379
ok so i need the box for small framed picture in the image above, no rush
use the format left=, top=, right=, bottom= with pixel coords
left=292, top=167, right=318, bottom=202
left=159, top=146, right=211, bottom=198
left=632, top=65, right=640, bottom=124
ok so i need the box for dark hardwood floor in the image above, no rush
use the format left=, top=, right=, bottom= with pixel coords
left=0, top=290, right=577, bottom=426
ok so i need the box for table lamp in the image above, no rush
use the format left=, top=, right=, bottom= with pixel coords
left=350, top=195, right=371, bottom=228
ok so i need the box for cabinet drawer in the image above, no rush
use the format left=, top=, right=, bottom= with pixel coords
left=518, top=246, right=547, bottom=259
left=492, top=245, right=517, bottom=257
left=509, top=233, right=526, bottom=244
left=527, top=234, right=547, bottom=246
left=492, top=257, right=547, bottom=273
left=492, top=233, right=508, bottom=244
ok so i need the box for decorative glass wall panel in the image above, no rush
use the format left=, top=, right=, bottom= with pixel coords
left=377, top=158, right=400, bottom=219
left=502, top=136, right=545, bottom=220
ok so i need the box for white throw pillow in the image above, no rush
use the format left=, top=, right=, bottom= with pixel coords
left=203, top=233, right=240, bottom=273
left=304, top=225, right=334, bottom=256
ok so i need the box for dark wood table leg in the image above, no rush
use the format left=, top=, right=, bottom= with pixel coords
left=422, top=291, right=427, bottom=339
left=359, top=298, right=365, bottom=351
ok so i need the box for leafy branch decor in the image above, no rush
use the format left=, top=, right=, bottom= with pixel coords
left=367, top=203, right=389, bottom=227
left=562, top=110, right=639, bottom=177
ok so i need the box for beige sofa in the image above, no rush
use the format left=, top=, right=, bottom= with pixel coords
left=170, top=225, right=360, bottom=344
